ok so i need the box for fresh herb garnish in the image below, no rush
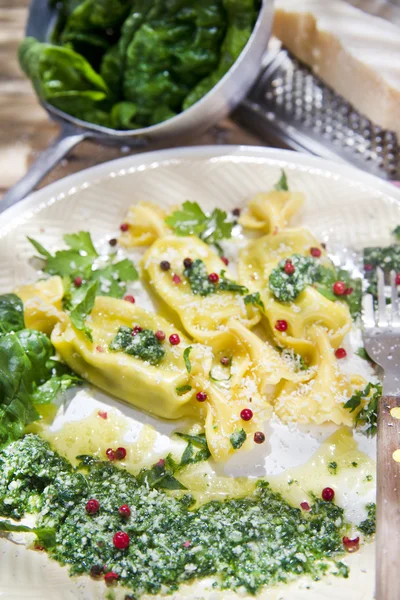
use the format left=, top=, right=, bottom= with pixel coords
left=184, top=259, right=246, bottom=296
left=356, top=347, right=373, bottom=362
left=280, top=348, right=308, bottom=372
left=110, top=326, right=165, bottom=365
left=244, top=291, right=265, bottom=311
left=274, top=169, right=289, bottom=191
left=229, top=428, right=247, bottom=450
left=166, top=202, right=233, bottom=254
left=269, top=254, right=316, bottom=302
left=28, top=231, right=138, bottom=309
left=328, top=461, right=338, bottom=475
left=183, top=347, right=192, bottom=373
left=176, top=385, right=192, bottom=396
left=358, top=503, right=376, bottom=536
left=69, top=281, right=98, bottom=341
left=0, top=294, right=25, bottom=334
left=343, top=382, right=382, bottom=436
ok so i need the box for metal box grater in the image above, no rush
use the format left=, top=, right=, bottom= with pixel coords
left=233, top=48, right=400, bottom=181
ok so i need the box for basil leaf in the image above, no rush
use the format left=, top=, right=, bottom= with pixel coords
left=183, top=347, right=192, bottom=373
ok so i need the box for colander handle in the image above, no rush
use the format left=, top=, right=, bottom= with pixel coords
left=0, top=123, right=89, bottom=213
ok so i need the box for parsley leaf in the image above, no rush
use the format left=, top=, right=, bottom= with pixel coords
left=244, top=291, right=265, bottom=311
left=219, top=270, right=248, bottom=294
left=274, top=169, right=289, bottom=191
left=28, top=233, right=138, bottom=309
left=165, top=201, right=233, bottom=252
left=69, top=282, right=98, bottom=341
left=343, top=382, right=382, bottom=436
left=183, top=347, right=192, bottom=373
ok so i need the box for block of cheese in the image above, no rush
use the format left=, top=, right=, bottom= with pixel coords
left=273, top=0, right=400, bottom=138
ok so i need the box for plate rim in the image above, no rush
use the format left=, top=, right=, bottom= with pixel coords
left=1, top=145, right=400, bottom=226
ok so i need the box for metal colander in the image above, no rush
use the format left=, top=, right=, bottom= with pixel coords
left=234, top=48, right=400, bottom=180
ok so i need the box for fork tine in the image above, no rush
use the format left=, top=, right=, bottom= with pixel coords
left=390, top=270, right=400, bottom=325
left=377, top=267, right=388, bottom=327
left=362, top=293, right=375, bottom=328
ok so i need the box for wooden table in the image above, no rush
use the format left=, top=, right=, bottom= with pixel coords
left=0, top=0, right=265, bottom=202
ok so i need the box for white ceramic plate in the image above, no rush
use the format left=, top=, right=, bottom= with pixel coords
left=1, top=146, right=400, bottom=600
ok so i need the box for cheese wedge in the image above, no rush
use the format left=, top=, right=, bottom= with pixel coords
left=273, top=0, right=400, bottom=137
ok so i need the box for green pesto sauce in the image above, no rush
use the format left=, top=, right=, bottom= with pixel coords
left=110, top=326, right=165, bottom=365
left=0, top=435, right=353, bottom=597
left=269, top=254, right=317, bottom=303
left=358, top=503, right=376, bottom=536
left=184, top=259, right=247, bottom=297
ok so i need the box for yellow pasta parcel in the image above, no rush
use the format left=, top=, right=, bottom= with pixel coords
left=239, top=189, right=305, bottom=233
left=14, top=275, right=65, bottom=335
left=143, top=235, right=260, bottom=342
left=119, top=201, right=170, bottom=247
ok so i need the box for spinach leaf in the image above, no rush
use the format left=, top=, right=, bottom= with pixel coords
left=19, top=38, right=110, bottom=122
left=0, top=323, right=79, bottom=448
left=32, top=374, right=83, bottom=405
left=0, top=294, right=25, bottom=335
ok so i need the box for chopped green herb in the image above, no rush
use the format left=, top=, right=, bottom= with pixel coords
left=230, top=428, right=247, bottom=450
left=333, top=561, right=349, bottom=578
left=364, top=474, right=373, bottom=482
left=269, top=254, right=316, bottom=302
left=244, top=291, right=265, bottom=311
left=356, top=347, right=372, bottom=362
left=183, top=347, right=192, bottom=373
left=176, top=385, right=192, bottom=396
left=281, top=348, right=308, bottom=372
left=69, top=281, right=98, bottom=341
left=184, top=259, right=246, bottom=296
left=393, top=225, right=400, bottom=241
left=343, top=382, right=382, bottom=436
left=358, top=503, right=376, bottom=536
left=274, top=169, right=289, bottom=191
left=110, top=326, right=165, bottom=365
left=351, top=461, right=358, bottom=468
left=166, top=202, right=233, bottom=253
left=328, top=461, right=338, bottom=475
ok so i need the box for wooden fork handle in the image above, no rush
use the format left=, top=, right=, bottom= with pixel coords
left=376, top=396, right=400, bottom=600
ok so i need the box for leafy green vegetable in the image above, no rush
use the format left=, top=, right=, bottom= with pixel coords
left=183, top=0, right=258, bottom=109
left=343, top=382, right=382, bottom=437
left=175, top=432, right=211, bottom=465
left=230, top=428, right=247, bottom=450
left=244, top=291, right=265, bottom=311
left=358, top=503, right=376, bottom=536
left=183, top=347, right=192, bottom=373
left=166, top=202, right=233, bottom=252
left=176, top=385, right=192, bottom=396
left=219, top=271, right=248, bottom=294
left=32, top=374, right=83, bottom=405
left=69, top=282, right=98, bottom=341
left=110, top=326, right=165, bottom=365
left=0, top=520, right=56, bottom=548
left=137, top=456, right=187, bottom=491
left=19, top=37, right=111, bottom=123
left=328, top=461, right=338, bottom=475
left=274, top=169, right=289, bottom=191
left=0, top=294, right=25, bottom=335
left=356, top=347, right=373, bottom=362
left=0, top=295, right=80, bottom=448
left=28, top=231, right=138, bottom=309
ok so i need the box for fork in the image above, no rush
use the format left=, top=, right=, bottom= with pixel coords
left=363, top=268, right=400, bottom=600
